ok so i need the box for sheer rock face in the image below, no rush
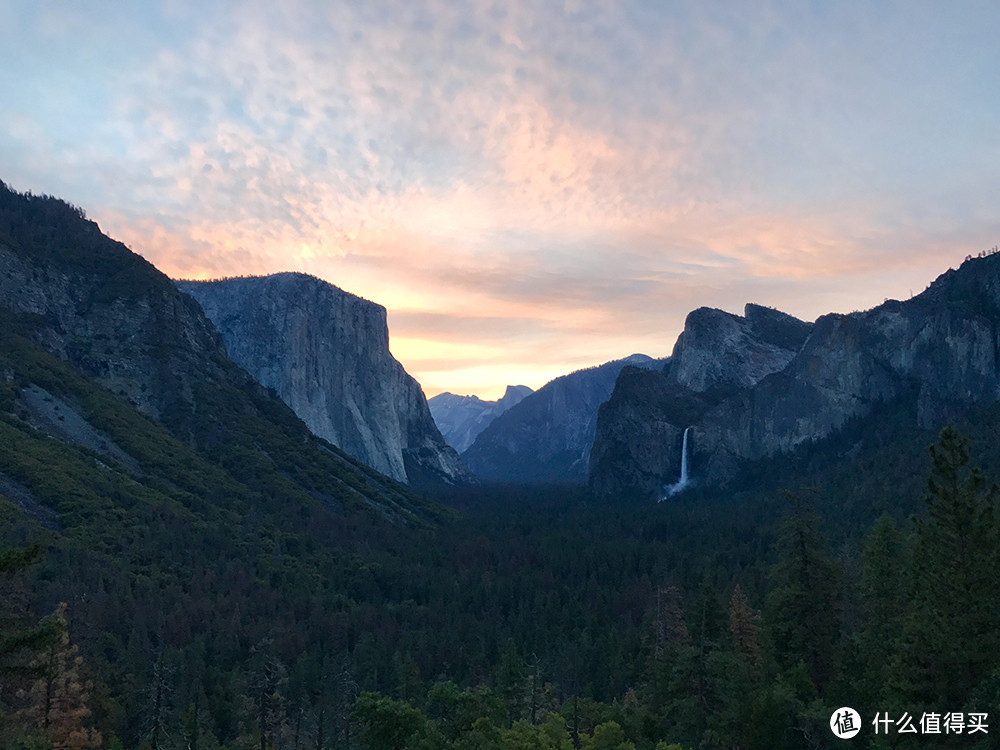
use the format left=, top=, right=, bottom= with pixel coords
left=461, top=354, right=665, bottom=483
left=590, top=255, right=1000, bottom=500
left=177, top=273, right=470, bottom=486
left=588, top=368, right=703, bottom=500
left=428, top=385, right=534, bottom=454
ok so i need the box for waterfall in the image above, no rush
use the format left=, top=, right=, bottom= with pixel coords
left=661, top=427, right=692, bottom=500
left=678, top=426, right=690, bottom=486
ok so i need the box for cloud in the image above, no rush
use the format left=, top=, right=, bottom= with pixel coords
left=2, top=0, right=999, bottom=398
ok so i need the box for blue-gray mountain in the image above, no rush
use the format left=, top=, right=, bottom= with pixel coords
left=461, top=354, right=665, bottom=483
left=177, top=274, right=471, bottom=487
left=590, top=254, right=1000, bottom=500
left=428, top=385, right=533, bottom=453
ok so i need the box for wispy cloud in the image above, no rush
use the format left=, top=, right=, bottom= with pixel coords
left=2, top=0, right=999, bottom=397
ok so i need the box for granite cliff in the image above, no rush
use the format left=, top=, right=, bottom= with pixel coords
left=666, top=303, right=813, bottom=393
left=462, top=354, right=664, bottom=483
left=177, top=274, right=470, bottom=486
left=0, top=180, right=429, bottom=520
left=428, top=385, right=533, bottom=453
left=590, top=254, right=1000, bottom=500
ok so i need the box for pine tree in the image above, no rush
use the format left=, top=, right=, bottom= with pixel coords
left=244, top=641, right=288, bottom=750
left=1, top=545, right=61, bottom=682
left=15, top=603, right=102, bottom=749
left=728, top=585, right=761, bottom=672
left=853, top=513, right=906, bottom=713
left=900, top=425, right=1000, bottom=712
left=1, top=544, right=63, bottom=747
left=765, top=492, right=839, bottom=693
left=142, top=650, right=174, bottom=750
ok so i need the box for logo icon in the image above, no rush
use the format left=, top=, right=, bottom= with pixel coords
left=831, top=707, right=861, bottom=738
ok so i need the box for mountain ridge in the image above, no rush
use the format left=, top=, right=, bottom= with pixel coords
left=428, top=384, right=533, bottom=453
left=462, top=353, right=665, bottom=482
left=590, top=252, right=1000, bottom=500
left=0, top=180, right=433, bottom=520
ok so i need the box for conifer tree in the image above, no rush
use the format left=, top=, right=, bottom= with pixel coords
left=16, top=603, right=102, bottom=749
left=142, top=649, right=174, bottom=750
left=1, top=544, right=63, bottom=747
left=901, top=425, right=1000, bottom=712
left=765, top=492, right=839, bottom=693
left=728, top=584, right=761, bottom=672
left=854, top=513, right=906, bottom=712
left=247, top=642, right=288, bottom=750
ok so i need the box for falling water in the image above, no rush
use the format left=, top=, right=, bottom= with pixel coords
left=661, top=427, right=691, bottom=500
left=679, top=426, right=691, bottom=486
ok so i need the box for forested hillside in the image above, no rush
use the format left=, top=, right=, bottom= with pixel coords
left=5, top=375, right=1000, bottom=748
left=2, top=183, right=999, bottom=749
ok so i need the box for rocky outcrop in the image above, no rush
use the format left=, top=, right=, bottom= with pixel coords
left=177, top=274, right=471, bottom=486
left=588, top=368, right=710, bottom=499
left=428, top=385, right=533, bottom=453
left=590, top=254, right=1000, bottom=500
left=667, top=304, right=812, bottom=393
left=462, top=354, right=664, bottom=482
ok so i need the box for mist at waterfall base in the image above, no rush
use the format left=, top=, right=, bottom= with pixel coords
left=661, top=427, right=692, bottom=501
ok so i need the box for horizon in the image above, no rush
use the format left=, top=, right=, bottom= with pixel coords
left=3, top=1, right=999, bottom=399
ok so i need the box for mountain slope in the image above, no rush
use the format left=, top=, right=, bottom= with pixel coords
left=590, top=254, right=1000, bottom=500
left=0, top=179, right=470, bottom=746
left=462, top=354, right=664, bottom=482
left=177, top=274, right=471, bottom=487
left=428, top=384, right=533, bottom=453
left=0, top=181, right=432, bottom=521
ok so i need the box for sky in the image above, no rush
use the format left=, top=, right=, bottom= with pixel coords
left=2, top=1, right=1000, bottom=399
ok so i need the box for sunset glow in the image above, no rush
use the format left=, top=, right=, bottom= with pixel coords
left=3, top=1, right=999, bottom=399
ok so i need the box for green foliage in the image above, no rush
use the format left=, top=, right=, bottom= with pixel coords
left=0, top=181, right=163, bottom=304
left=0, top=543, right=41, bottom=575
left=901, top=426, right=1000, bottom=711
left=0, top=546, right=96, bottom=749
left=352, top=691, right=439, bottom=750
left=583, top=720, right=633, bottom=750
left=765, top=492, right=840, bottom=693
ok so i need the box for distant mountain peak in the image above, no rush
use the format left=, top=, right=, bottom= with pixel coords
left=429, top=384, right=534, bottom=454
left=461, top=354, right=665, bottom=483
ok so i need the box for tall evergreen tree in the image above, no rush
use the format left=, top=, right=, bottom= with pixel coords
left=852, top=513, right=907, bottom=715
left=765, top=492, right=839, bottom=693
left=1, top=544, right=63, bottom=747
left=900, top=425, right=1000, bottom=712
left=728, top=585, right=761, bottom=673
